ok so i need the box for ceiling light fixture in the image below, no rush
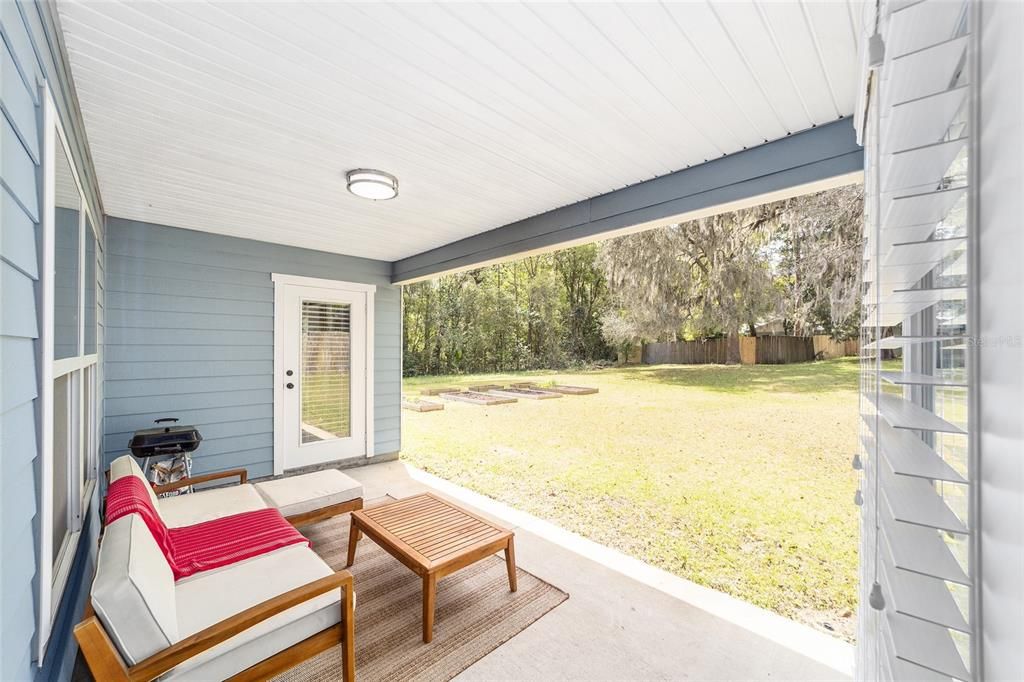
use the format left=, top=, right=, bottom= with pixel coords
left=346, top=169, right=398, bottom=200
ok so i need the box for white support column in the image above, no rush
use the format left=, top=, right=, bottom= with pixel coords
left=977, top=1, right=1024, bottom=679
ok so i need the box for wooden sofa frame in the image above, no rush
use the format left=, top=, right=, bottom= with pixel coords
left=77, top=467, right=365, bottom=681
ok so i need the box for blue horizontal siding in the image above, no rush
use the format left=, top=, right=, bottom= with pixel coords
left=0, top=5, right=43, bottom=678
left=105, top=343, right=274, bottom=362
left=1, top=336, right=37, bottom=411
left=105, top=374, right=271, bottom=398
left=1, top=114, right=37, bottom=221
left=106, top=359, right=272, bottom=381
left=107, top=388, right=272, bottom=418
left=1, top=38, right=38, bottom=162
left=107, top=291, right=274, bottom=317
left=1, top=455, right=37, bottom=551
left=2, top=1, right=106, bottom=678
left=105, top=404, right=274, bottom=439
left=107, top=327, right=274, bottom=347
left=107, top=228, right=391, bottom=277
left=1, top=262, right=38, bottom=337
left=0, top=2, right=42, bottom=95
left=1, top=186, right=37, bottom=277
left=106, top=309, right=273, bottom=331
left=1, top=400, right=38, bottom=470
left=104, top=218, right=403, bottom=475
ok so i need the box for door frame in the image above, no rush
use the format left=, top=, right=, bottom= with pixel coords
left=272, top=273, right=376, bottom=475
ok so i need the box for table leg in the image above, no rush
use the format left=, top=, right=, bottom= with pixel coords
left=423, top=573, right=436, bottom=643
left=505, top=537, right=518, bottom=592
left=346, top=516, right=360, bottom=567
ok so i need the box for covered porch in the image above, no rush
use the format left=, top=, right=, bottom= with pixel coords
left=5, top=1, right=866, bottom=679
left=6, top=0, right=1021, bottom=681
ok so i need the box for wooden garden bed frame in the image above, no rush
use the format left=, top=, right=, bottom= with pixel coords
left=440, top=391, right=517, bottom=405
left=420, top=386, right=462, bottom=396
left=403, top=397, right=445, bottom=412
left=488, top=388, right=562, bottom=400
left=468, top=383, right=504, bottom=392
left=547, top=385, right=599, bottom=395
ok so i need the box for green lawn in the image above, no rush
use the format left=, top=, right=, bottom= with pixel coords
left=301, top=372, right=351, bottom=441
left=402, top=359, right=861, bottom=641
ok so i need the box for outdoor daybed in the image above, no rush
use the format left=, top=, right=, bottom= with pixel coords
left=74, top=456, right=364, bottom=681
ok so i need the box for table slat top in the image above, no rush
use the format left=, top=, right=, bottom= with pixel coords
left=356, top=493, right=511, bottom=568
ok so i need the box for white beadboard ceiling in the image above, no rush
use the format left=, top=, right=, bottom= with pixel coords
left=57, top=1, right=864, bottom=262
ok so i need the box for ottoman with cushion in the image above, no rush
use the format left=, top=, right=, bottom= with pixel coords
left=254, top=468, right=365, bottom=526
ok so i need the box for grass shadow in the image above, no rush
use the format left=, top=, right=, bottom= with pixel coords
left=620, top=358, right=860, bottom=395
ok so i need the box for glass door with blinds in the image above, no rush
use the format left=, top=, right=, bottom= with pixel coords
left=277, top=280, right=370, bottom=469
left=857, top=0, right=974, bottom=680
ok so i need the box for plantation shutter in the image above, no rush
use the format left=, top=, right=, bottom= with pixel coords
left=857, top=0, right=975, bottom=680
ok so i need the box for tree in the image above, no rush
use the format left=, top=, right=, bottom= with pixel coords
left=599, top=307, right=646, bottom=361
left=776, top=185, right=864, bottom=339
left=597, top=185, right=864, bottom=358
left=402, top=245, right=613, bottom=375
left=554, top=243, right=610, bottom=360
left=598, top=203, right=783, bottom=362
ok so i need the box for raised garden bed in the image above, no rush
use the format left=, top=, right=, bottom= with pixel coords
left=468, top=383, right=504, bottom=392
left=510, top=382, right=537, bottom=388
left=421, top=387, right=462, bottom=396
left=402, top=397, right=444, bottom=412
left=488, top=387, right=562, bottom=400
left=440, top=391, right=517, bottom=406
left=547, top=385, right=599, bottom=395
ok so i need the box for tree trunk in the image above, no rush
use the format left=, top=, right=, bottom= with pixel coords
left=748, top=317, right=758, bottom=338
left=726, top=330, right=741, bottom=365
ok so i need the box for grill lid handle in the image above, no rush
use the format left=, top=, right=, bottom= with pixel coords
left=154, top=416, right=180, bottom=433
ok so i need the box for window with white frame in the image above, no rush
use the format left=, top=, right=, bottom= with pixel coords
left=37, top=88, right=102, bottom=662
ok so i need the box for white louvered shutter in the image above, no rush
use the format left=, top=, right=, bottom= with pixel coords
left=857, top=0, right=975, bottom=680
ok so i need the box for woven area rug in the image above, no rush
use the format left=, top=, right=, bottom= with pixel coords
left=274, top=498, right=568, bottom=682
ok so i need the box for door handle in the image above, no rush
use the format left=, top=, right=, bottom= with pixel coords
left=286, top=382, right=295, bottom=389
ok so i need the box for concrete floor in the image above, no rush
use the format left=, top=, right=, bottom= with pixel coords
left=346, top=460, right=854, bottom=682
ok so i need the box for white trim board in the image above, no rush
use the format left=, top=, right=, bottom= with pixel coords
left=37, top=86, right=57, bottom=665
left=271, top=272, right=376, bottom=293
left=272, top=273, right=376, bottom=476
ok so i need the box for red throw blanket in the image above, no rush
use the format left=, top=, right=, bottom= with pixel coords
left=104, top=476, right=175, bottom=556
left=105, top=476, right=310, bottom=580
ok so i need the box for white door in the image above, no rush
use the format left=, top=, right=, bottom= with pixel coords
left=275, top=278, right=372, bottom=470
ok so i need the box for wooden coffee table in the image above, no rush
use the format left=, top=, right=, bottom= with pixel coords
left=346, top=492, right=516, bottom=643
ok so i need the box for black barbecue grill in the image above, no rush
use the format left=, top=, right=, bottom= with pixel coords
left=130, top=417, right=203, bottom=458
left=130, top=418, right=203, bottom=494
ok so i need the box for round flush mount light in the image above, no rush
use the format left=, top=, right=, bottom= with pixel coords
left=346, top=169, right=398, bottom=200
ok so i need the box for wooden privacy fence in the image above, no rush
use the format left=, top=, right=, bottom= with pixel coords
left=642, top=338, right=730, bottom=364
left=754, top=335, right=814, bottom=364
left=642, top=335, right=859, bottom=366
left=812, top=336, right=860, bottom=359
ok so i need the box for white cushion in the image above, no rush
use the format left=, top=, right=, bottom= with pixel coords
left=254, top=469, right=363, bottom=517
left=91, top=515, right=179, bottom=666
left=157, top=483, right=268, bottom=528
left=109, top=454, right=162, bottom=516
left=163, top=545, right=342, bottom=680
